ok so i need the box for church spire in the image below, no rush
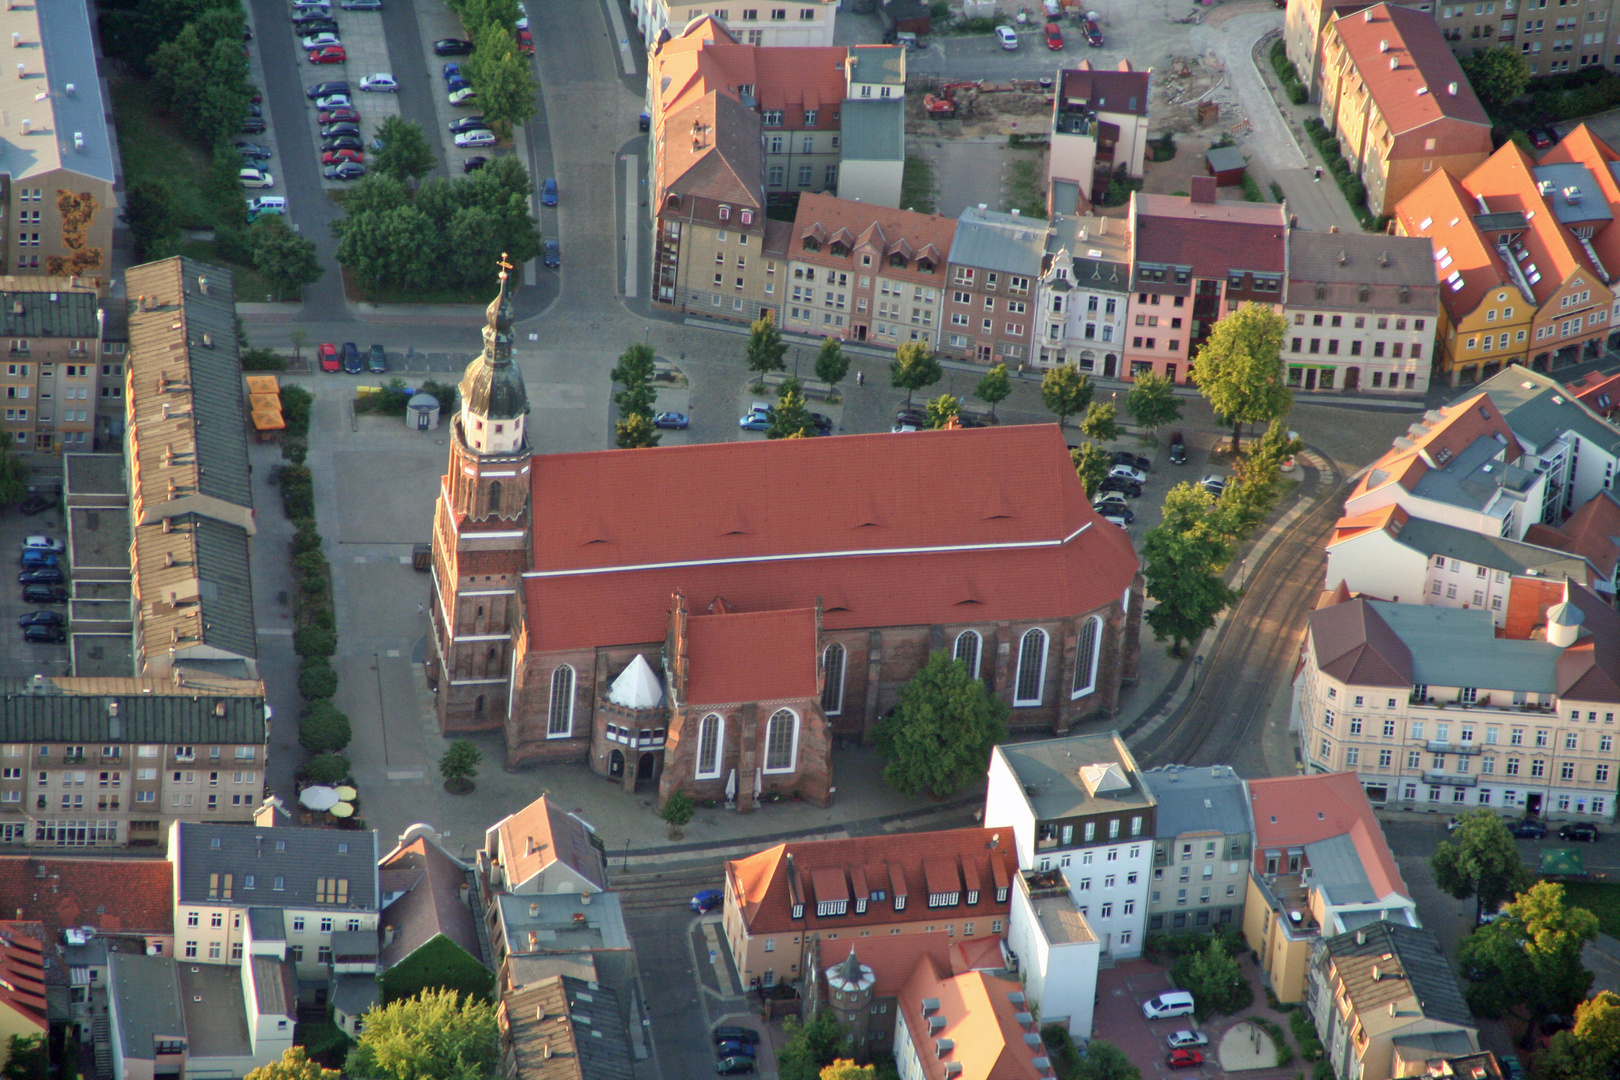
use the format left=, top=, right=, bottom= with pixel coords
left=482, top=252, right=516, bottom=367
left=459, top=254, right=529, bottom=437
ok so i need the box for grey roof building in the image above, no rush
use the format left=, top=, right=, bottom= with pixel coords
left=494, top=891, right=633, bottom=1003
left=950, top=206, right=1047, bottom=276
left=172, top=821, right=380, bottom=912
left=1287, top=232, right=1435, bottom=295
left=1385, top=515, right=1592, bottom=582
left=839, top=99, right=904, bottom=166
left=0, top=675, right=267, bottom=744
left=0, top=289, right=100, bottom=338
left=1473, top=366, right=1620, bottom=526
left=499, top=975, right=635, bottom=1080
left=108, top=954, right=185, bottom=1069
left=1140, top=765, right=1252, bottom=934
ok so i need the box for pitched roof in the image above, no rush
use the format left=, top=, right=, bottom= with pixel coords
left=1473, top=365, right=1620, bottom=457
left=173, top=823, right=379, bottom=910
left=726, top=828, right=1013, bottom=936
left=1565, top=368, right=1620, bottom=416
left=1131, top=192, right=1287, bottom=277
left=1328, top=4, right=1489, bottom=133
left=1375, top=513, right=1593, bottom=584
left=1554, top=581, right=1620, bottom=701
left=685, top=607, right=819, bottom=705
left=1307, top=598, right=1413, bottom=686
left=0, top=924, right=48, bottom=1031
left=1140, top=764, right=1251, bottom=839
left=1320, top=920, right=1473, bottom=1030
left=134, top=514, right=257, bottom=665
left=658, top=91, right=765, bottom=208
left=1287, top=232, right=1435, bottom=288
left=895, top=955, right=1051, bottom=1080
left=523, top=425, right=1136, bottom=652
left=499, top=975, right=635, bottom=1080
left=492, top=796, right=606, bottom=892
left=1373, top=600, right=1562, bottom=692
left=0, top=674, right=266, bottom=743
left=1247, top=772, right=1408, bottom=902
left=1351, top=392, right=1520, bottom=507
left=1057, top=66, right=1151, bottom=116
left=793, top=191, right=957, bottom=270
left=378, top=837, right=482, bottom=969
left=1394, top=170, right=1518, bottom=325
left=1460, top=143, right=1605, bottom=309
left=0, top=287, right=100, bottom=338
left=950, top=206, right=1047, bottom=275
left=0, top=0, right=115, bottom=183
left=0, top=856, right=172, bottom=935
left=1537, top=123, right=1620, bottom=272
left=1528, top=489, right=1620, bottom=580
left=822, top=934, right=957, bottom=998
left=652, top=19, right=846, bottom=127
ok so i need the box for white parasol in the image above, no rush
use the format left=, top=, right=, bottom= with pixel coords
left=299, top=786, right=339, bottom=811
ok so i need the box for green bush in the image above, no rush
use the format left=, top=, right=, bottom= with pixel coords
left=1290, top=1009, right=1324, bottom=1060
left=280, top=385, right=313, bottom=440
left=293, top=549, right=329, bottom=579
left=1241, top=173, right=1264, bottom=202
left=660, top=790, right=696, bottom=827
left=1290, top=84, right=1308, bottom=105
left=277, top=465, right=314, bottom=519
left=302, top=751, right=351, bottom=785
left=1254, top=1018, right=1293, bottom=1067
left=293, top=624, right=336, bottom=659
left=300, top=699, right=353, bottom=753
left=291, top=520, right=322, bottom=555
left=1269, top=180, right=1285, bottom=201
left=950, top=16, right=1000, bottom=34
left=298, top=658, right=338, bottom=700
left=241, top=347, right=285, bottom=371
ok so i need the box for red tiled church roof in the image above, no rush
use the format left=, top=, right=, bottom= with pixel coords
left=685, top=607, right=819, bottom=705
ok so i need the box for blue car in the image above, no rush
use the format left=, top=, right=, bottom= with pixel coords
left=738, top=411, right=770, bottom=432
left=541, top=177, right=558, bottom=206
left=341, top=342, right=362, bottom=374
left=653, top=411, right=689, bottom=429
left=690, top=889, right=723, bottom=913
left=443, top=62, right=462, bottom=80
left=543, top=239, right=560, bottom=268
left=717, top=1041, right=756, bottom=1058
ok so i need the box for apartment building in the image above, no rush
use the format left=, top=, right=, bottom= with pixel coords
left=838, top=45, right=907, bottom=209
left=1524, top=488, right=1620, bottom=596
left=1296, top=585, right=1620, bottom=820
left=1122, top=180, right=1287, bottom=385
left=942, top=206, right=1046, bottom=365
left=721, top=828, right=1014, bottom=993
left=1282, top=232, right=1437, bottom=394
left=1139, top=765, right=1252, bottom=936
left=631, top=0, right=837, bottom=48
left=1037, top=213, right=1131, bottom=374
left=893, top=954, right=1057, bottom=1080
left=1007, top=868, right=1099, bottom=1040
left=108, top=952, right=296, bottom=1080
left=1308, top=922, right=1477, bottom=1080
left=498, top=976, right=634, bottom=1080
left=984, top=733, right=1155, bottom=961
left=1318, top=4, right=1493, bottom=218
left=0, top=278, right=103, bottom=458
left=1242, top=773, right=1417, bottom=1003
left=784, top=191, right=954, bottom=346
left=1047, top=62, right=1152, bottom=211
left=480, top=795, right=607, bottom=897
left=0, top=1, right=116, bottom=285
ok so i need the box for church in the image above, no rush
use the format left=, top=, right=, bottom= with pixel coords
left=427, top=267, right=1144, bottom=810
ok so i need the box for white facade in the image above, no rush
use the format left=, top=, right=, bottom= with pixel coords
left=1343, top=467, right=1544, bottom=542
left=1008, top=870, right=1100, bottom=1039
left=835, top=158, right=904, bottom=211
left=632, top=0, right=836, bottom=47
left=1280, top=307, right=1433, bottom=394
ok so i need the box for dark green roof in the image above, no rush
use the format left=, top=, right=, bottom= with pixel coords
left=0, top=291, right=99, bottom=338
left=191, top=516, right=257, bottom=660
left=0, top=680, right=266, bottom=744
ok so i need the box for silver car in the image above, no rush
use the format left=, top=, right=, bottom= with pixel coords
left=1167, top=1031, right=1209, bottom=1050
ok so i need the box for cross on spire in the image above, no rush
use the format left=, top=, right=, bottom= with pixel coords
left=497, top=252, right=513, bottom=283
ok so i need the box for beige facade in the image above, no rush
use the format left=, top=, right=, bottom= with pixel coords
left=632, top=0, right=837, bottom=47
left=0, top=278, right=104, bottom=457
left=667, top=215, right=784, bottom=324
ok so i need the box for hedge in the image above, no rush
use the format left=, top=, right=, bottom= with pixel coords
left=1270, top=39, right=1309, bottom=105
left=1303, top=118, right=1378, bottom=229
left=276, top=465, right=314, bottom=519
left=293, top=625, right=336, bottom=659
left=302, top=751, right=351, bottom=785
left=298, top=658, right=338, bottom=701
left=300, top=699, right=352, bottom=754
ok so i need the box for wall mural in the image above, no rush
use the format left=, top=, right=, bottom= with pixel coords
left=49, top=189, right=104, bottom=277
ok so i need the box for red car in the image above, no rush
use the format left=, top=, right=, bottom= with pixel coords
left=321, top=149, right=364, bottom=165
left=1043, top=22, right=1064, bottom=49
left=318, top=343, right=340, bottom=372
left=1167, top=1050, right=1204, bottom=1070
left=318, top=107, right=359, bottom=124
left=309, top=45, right=347, bottom=64
left=517, top=28, right=534, bottom=55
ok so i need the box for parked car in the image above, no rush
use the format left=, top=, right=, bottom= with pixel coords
left=1092, top=491, right=1129, bottom=511
left=18, top=567, right=63, bottom=585
left=240, top=118, right=267, bottom=133
left=20, top=551, right=56, bottom=570
left=319, top=342, right=340, bottom=372
left=1043, top=22, right=1064, bottom=49
left=23, top=624, right=65, bottom=644
left=21, top=537, right=63, bottom=553
left=238, top=167, right=274, bottom=188
left=1167, top=1050, right=1204, bottom=1070
left=449, top=86, right=480, bottom=107
left=341, top=342, right=362, bottom=374
left=716, top=1042, right=756, bottom=1058
left=234, top=140, right=272, bottom=159
left=314, top=93, right=352, bottom=110
left=434, top=38, right=475, bottom=54
left=1097, top=477, right=1142, bottom=498
left=712, top=1027, right=761, bottom=1045
left=293, top=17, right=338, bottom=33
left=22, top=585, right=66, bottom=605
left=454, top=128, right=494, bottom=146
left=1510, top=819, right=1548, bottom=839
left=1083, top=17, right=1104, bottom=45
left=1100, top=507, right=1133, bottom=528
left=690, top=889, right=723, bottom=913
left=17, top=610, right=63, bottom=628
left=1558, top=822, right=1600, bottom=841
left=322, top=136, right=364, bottom=153
left=308, top=80, right=350, bottom=99
left=1200, top=474, right=1227, bottom=496
left=716, top=1059, right=755, bottom=1077
left=309, top=45, right=347, bottom=63
left=292, top=0, right=332, bottom=10
left=301, top=31, right=341, bottom=49
left=448, top=115, right=486, bottom=134
left=462, top=156, right=489, bottom=173
left=17, top=494, right=50, bottom=515
left=543, top=239, right=560, bottom=267
left=1167, top=1032, right=1209, bottom=1049
left=443, top=62, right=463, bottom=80
left=1108, top=463, right=1146, bottom=484
left=1528, top=125, right=1558, bottom=149
left=445, top=76, right=472, bottom=95
left=292, top=12, right=337, bottom=27
left=995, top=25, right=1019, bottom=49
left=323, top=161, right=366, bottom=181
left=739, top=409, right=771, bottom=432
left=368, top=344, right=387, bottom=373
left=809, top=412, right=834, bottom=434
left=541, top=177, right=559, bottom=206
left=318, top=106, right=359, bottom=124
left=1111, top=451, right=1151, bottom=472
left=516, top=27, right=534, bottom=54
left=1168, top=430, right=1188, bottom=464
left=359, top=73, right=398, bottom=92
left=320, top=122, right=361, bottom=138
left=653, top=411, right=689, bottom=429
left=339, top=0, right=382, bottom=8
left=1500, top=1056, right=1525, bottom=1080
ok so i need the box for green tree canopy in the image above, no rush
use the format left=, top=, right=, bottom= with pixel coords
left=926, top=392, right=962, bottom=428
left=1190, top=303, right=1290, bottom=455
left=299, top=700, right=352, bottom=755
left=1072, top=1040, right=1142, bottom=1080
left=124, top=180, right=182, bottom=262
left=974, top=362, right=1013, bottom=420
left=873, top=650, right=1008, bottom=798
left=1458, top=880, right=1598, bottom=1040
left=769, top=376, right=817, bottom=439
left=250, top=216, right=323, bottom=301
left=890, top=341, right=942, bottom=406
left=820, top=1062, right=875, bottom=1080
left=1215, top=420, right=1301, bottom=542
left=0, top=1035, right=46, bottom=1080
left=244, top=1048, right=339, bottom=1080
left=346, top=989, right=498, bottom=1080
left=463, top=34, right=537, bottom=136
left=1072, top=442, right=1111, bottom=498
left=777, top=1010, right=846, bottom=1080
left=1459, top=47, right=1530, bottom=114
left=611, top=343, right=658, bottom=418
left=745, top=315, right=787, bottom=379
left=1172, top=938, right=1248, bottom=1020
left=614, top=411, right=662, bottom=449
left=374, top=117, right=439, bottom=185
left=814, top=337, right=849, bottom=389
left=0, top=433, right=28, bottom=511
left=439, top=740, right=482, bottom=786
left=1429, top=807, right=1533, bottom=924
left=1125, top=370, right=1181, bottom=435
left=1040, top=364, right=1093, bottom=427
left=1538, top=990, right=1620, bottom=1080
left=1141, top=482, right=1238, bottom=655
left=1081, top=401, right=1122, bottom=443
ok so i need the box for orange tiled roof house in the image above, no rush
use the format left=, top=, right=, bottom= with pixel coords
left=426, top=268, right=1143, bottom=812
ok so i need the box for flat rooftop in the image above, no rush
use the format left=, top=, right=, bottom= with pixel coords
left=176, top=962, right=252, bottom=1060
left=71, top=634, right=134, bottom=678
left=68, top=506, right=131, bottom=573
left=993, top=732, right=1153, bottom=821
left=64, top=454, right=127, bottom=499
left=1019, top=870, right=1096, bottom=946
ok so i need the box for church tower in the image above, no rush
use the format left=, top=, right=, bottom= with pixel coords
left=427, top=256, right=532, bottom=733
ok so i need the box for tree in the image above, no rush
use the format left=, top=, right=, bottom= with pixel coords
left=925, top=392, right=961, bottom=428
left=1172, top=938, right=1248, bottom=1020
left=299, top=700, right=352, bottom=754
left=303, top=751, right=350, bottom=785
left=611, top=343, right=658, bottom=418
left=776, top=1010, right=846, bottom=1080
left=374, top=117, right=439, bottom=184
left=1071, top=442, right=1111, bottom=498
left=289, top=329, right=308, bottom=363
left=1072, top=1041, right=1141, bottom=1080
left=1141, top=483, right=1239, bottom=655
left=439, top=740, right=482, bottom=793
left=814, top=337, right=850, bottom=390
left=1215, top=421, right=1301, bottom=542
left=1125, top=371, right=1181, bottom=437
left=123, top=180, right=182, bottom=261
left=0, top=433, right=27, bottom=511
left=463, top=34, right=537, bottom=137
left=820, top=1063, right=875, bottom=1080
left=1458, top=881, right=1598, bottom=1043
left=889, top=340, right=942, bottom=407
left=1429, top=807, right=1533, bottom=925
left=1538, top=991, right=1620, bottom=1080
left=1081, top=401, right=1121, bottom=443
left=769, top=376, right=817, bottom=439
left=745, top=315, right=787, bottom=381
left=346, top=989, right=498, bottom=1080
left=872, top=650, right=1008, bottom=798
left=1191, top=303, right=1290, bottom=455
left=250, top=216, right=323, bottom=301
left=614, top=411, right=661, bottom=449
left=1040, top=363, right=1093, bottom=428
left=975, top=362, right=1012, bottom=421
left=0, top=1035, right=46, bottom=1080
left=1459, top=47, right=1530, bottom=114
left=244, top=1048, right=339, bottom=1080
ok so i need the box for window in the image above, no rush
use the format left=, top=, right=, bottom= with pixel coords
left=1014, top=629, right=1048, bottom=706
left=548, top=666, right=575, bottom=737
left=821, top=643, right=846, bottom=716
left=695, top=714, right=723, bottom=779
left=954, top=630, right=982, bottom=679
left=1072, top=616, right=1101, bottom=698
left=764, top=709, right=798, bottom=773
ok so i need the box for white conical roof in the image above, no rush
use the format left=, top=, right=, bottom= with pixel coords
left=607, top=654, right=664, bottom=709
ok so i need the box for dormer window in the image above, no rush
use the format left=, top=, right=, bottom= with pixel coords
left=719, top=205, right=731, bottom=221
left=803, top=237, right=820, bottom=252
left=889, top=253, right=907, bottom=268
left=741, top=209, right=753, bottom=225
left=737, top=83, right=755, bottom=98
left=805, top=110, right=818, bottom=125
left=830, top=243, right=848, bottom=257
left=917, top=258, right=935, bottom=274
left=763, top=110, right=783, bottom=126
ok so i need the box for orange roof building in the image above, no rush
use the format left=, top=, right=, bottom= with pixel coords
left=894, top=953, right=1057, bottom=1080
left=482, top=795, right=607, bottom=896
left=1318, top=4, right=1491, bottom=217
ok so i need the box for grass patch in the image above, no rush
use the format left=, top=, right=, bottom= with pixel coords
left=901, top=155, right=937, bottom=215
left=1561, top=882, right=1620, bottom=937
left=178, top=240, right=275, bottom=303
left=1005, top=157, right=1047, bottom=219
left=111, top=81, right=214, bottom=229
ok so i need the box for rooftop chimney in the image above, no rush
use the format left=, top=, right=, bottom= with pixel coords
left=1448, top=82, right=1458, bottom=95
left=1190, top=176, right=1217, bottom=204
left=1380, top=39, right=1389, bottom=51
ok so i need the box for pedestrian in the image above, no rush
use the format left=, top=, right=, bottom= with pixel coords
left=856, top=370, right=864, bottom=386
left=417, top=603, right=425, bottom=616
left=1314, top=166, right=1322, bottom=182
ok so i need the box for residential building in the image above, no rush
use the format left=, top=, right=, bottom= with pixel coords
left=1326, top=504, right=1595, bottom=626
left=1286, top=0, right=1391, bottom=97
left=942, top=206, right=1046, bottom=365
left=0, top=673, right=268, bottom=849
left=1006, top=869, right=1099, bottom=1039
left=1047, top=62, right=1152, bottom=212
left=488, top=890, right=632, bottom=997
left=1037, top=213, right=1131, bottom=375
left=1565, top=368, right=1620, bottom=417
left=893, top=953, right=1057, bottom=1080
left=497, top=975, right=634, bottom=1080
left=1524, top=488, right=1620, bottom=596
left=0, top=278, right=104, bottom=458
left=838, top=46, right=907, bottom=208
left=328, top=931, right=378, bottom=1038
left=1534, top=124, right=1620, bottom=349
left=721, top=828, right=1015, bottom=994
left=168, top=817, right=380, bottom=982
left=97, top=296, right=128, bottom=444
left=0, top=856, right=173, bottom=948
left=377, top=832, right=490, bottom=1002
left=1241, top=772, right=1416, bottom=1003
left=1317, top=5, right=1492, bottom=218
left=1342, top=391, right=1547, bottom=541
left=1282, top=231, right=1437, bottom=394
left=816, top=934, right=992, bottom=1061
left=0, top=925, right=46, bottom=1065
left=1308, top=921, right=1477, bottom=1080
left=480, top=795, right=607, bottom=896
left=1122, top=180, right=1288, bottom=385
left=0, top=1, right=116, bottom=284
left=1139, top=765, right=1252, bottom=935
left=631, top=0, right=838, bottom=48
left=983, top=733, right=1155, bottom=961
left=1295, top=586, right=1620, bottom=820
left=785, top=192, right=953, bottom=346
left=1472, top=366, right=1620, bottom=525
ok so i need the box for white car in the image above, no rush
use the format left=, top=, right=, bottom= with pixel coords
left=301, top=32, right=341, bottom=49
left=291, top=0, right=330, bottom=10
left=448, top=86, right=478, bottom=106
left=453, top=128, right=496, bottom=147
left=315, top=93, right=352, bottom=110
left=1167, top=1032, right=1209, bottom=1050
left=1091, top=491, right=1128, bottom=510
left=21, top=536, right=63, bottom=553
left=995, top=25, right=1019, bottom=49
left=1200, top=473, right=1227, bottom=496
left=359, top=73, right=398, bottom=92
left=1107, top=463, right=1146, bottom=484
left=238, top=167, right=274, bottom=188
left=1100, top=510, right=1131, bottom=529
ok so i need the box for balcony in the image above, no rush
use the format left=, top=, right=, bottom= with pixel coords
left=1422, top=771, right=1478, bottom=787
left=1427, top=741, right=1479, bottom=755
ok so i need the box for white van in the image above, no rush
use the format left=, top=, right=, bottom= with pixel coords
left=1141, top=991, right=1196, bottom=1019
left=246, top=196, right=286, bottom=220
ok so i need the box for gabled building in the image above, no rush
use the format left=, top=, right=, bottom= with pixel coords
left=893, top=954, right=1057, bottom=1080
left=497, top=975, right=635, bottom=1080
left=630, top=0, right=838, bottom=49
left=1047, top=62, right=1152, bottom=211
left=1138, top=765, right=1252, bottom=935
left=1241, top=772, right=1416, bottom=1003
left=0, top=856, right=173, bottom=949
left=489, top=891, right=631, bottom=996
left=377, top=833, right=490, bottom=1003
left=1037, top=213, right=1130, bottom=375
left=1565, top=369, right=1620, bottom=418
left=1318, top=4, right=1492, bottom=217
left=1524, top=488, right=1620, bottom=597
left=942, top=206, right=1047, bottom=365
left=480, top=795, right=607, bottom=897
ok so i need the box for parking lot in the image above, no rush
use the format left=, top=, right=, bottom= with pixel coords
left=0, top=494, right=72, bottom=680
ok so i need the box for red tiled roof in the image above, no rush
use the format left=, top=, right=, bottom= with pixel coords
left=0, top=857, right=172, bottom=936
left=1247, top=773, right=1409, bottom=901
left=1329, top=4, right=1489, bottom=133
left=1328, top=505, right=1408, bottom=546
left=1556, top=581, right=1620, bottom=702
left=1057, top=66, right=1150, bottom=117
left=1308, top=597, right=1413, bottom=686
left=1349, top=392, right=1517, bottom=505
left=0, top=923, right=47, bottom=1031
left=1539, top=124, right=1620, bottom=275
left=652, top=19, right=847, bottom=130
left=1131, top=192, right=1287, bottom=277
left=823, top=933, right=957, bottom=998
left=896, top=955, right=1050, bottom=1080
left=792, top=192, right=958, bottom=278
left=1566, top=369, right=1620, bottom=416
left=1394, top=169, right=1516, bottom=326
left=494, top=796, right=606, bottom=892
left=1462, top=143, right=1601, bottom=308
left=524, top=425, right=1136, bottom=652
left=1542, top=490, right=1620, bottom=580
left=685, top=607, right=818, bottom=705
left=725, top=828, right=1012, bottom=936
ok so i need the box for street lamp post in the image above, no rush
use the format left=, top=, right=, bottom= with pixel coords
left=1193, top=654, right=1204, bottom=691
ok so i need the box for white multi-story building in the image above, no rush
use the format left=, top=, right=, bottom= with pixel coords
left=984, top=733, right=1154, bottom=961
left=630, top=0, right=837, bottom=48
left=1037, top=214, right=1131, bottom=376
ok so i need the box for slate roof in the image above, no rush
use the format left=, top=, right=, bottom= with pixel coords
left=0, top=289, right=100, bottom=338
left=1525, top=489, right=1620, bottom=580
left=1472, top=366, right=1620, bottom=457
left=839, top=98, right=904, bottom=163
left=1131, top=192, right=1287, bottom=278
left=491, top=796, right=607, bottom=893
left=174, top=823, right=379, bottom=910
left=500, top=976, right=635, bottom=1080
left=109, top=954, right=185, bottom=1061
left=684, top=607, right=818, bottom=706
left=990, top=732, right=1153, bottom=822
left=330, top=972, right=378, bottom=1017
left=0, top=675, right=266, bottom=744
left=1140, top=765, right=1250, bottom=840
left=1320, top=920, right=1473, bottom=1029
left=378, top=837, right=482, bottom=969
left=496, top=892, right=631, bottom=956
left=1328, top=4, right=1489, bottom=133
left=1288, top=232, right=1435, bottom=288
left=1385, top=515, right=1592, bottom=582
left=1351, top=393, right=1521, bottom=506
left=0, top=857, right=172, bottom=936
left=950, top=206, right=1047, bottom=275
left=2, top=0, right=116, bottom=183
left=1372, top=600, right=1562, bottom=693
left=1533, top=163, right=1613, bottom=225
left=1050, top=214, right=1131, bottom=294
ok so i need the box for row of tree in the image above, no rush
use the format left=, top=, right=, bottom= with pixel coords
left=443, top=0, right=539, bottom=137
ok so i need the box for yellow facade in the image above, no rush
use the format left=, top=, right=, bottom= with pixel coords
left=1241, top=875, right=1314, bottom=1004
left=1434, top=285, right=1533, bottom=386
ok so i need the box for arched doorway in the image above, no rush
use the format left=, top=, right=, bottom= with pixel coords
left=608, top=750, right=625, bottom=779
left=635, top=752, right=661, bottom=789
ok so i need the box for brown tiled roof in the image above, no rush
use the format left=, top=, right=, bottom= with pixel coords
left=1394, top=170, right=1516, bottom=326
left=457, top=549, right=527, bottom=577
left=656, top=90, right=764, bottom=213
left=1057, top=66, right=1150, bottom=116
left=1130, top=193, right=1286, bottom=276
left=1307, top=596, right=1413, bottom=686
left=494, top=796, right=606, bottom=892
left=1329, top=4, right=1489, bottom=133
left=1566, top=369, right=1620, bottom=417
left=0, top=857, right=172, bottom=936
left=685, top=607, right=818, bottom=706
left=725, top=828, right=1012, bottom=936
left=1556, top=581, right=1620, bottom=701
left=1535, top=490, right=1620, bottom=580
left=822, top=934, right=956, bottom=998
left=378, top=837, right=481, bottom=969
left=791, top=192, right=957, bottom=277
left=896, top=955, right=1050, bottom=1080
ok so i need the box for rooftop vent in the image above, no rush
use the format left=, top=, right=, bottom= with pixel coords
left=1564, top=186, right=1583, bottom=204
left=1380, top=39, right=1389, bottom=51
left=1448, top=81, right=1458, bottom=95
left=1389, top=57, right=1399, bottom=70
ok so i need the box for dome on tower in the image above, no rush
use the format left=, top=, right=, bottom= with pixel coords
left=459, top=255, right=529, bottom=423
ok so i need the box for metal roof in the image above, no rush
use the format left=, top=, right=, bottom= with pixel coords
left=1473, top=366, right=1620, bottom=456
left=1303, top=833, right=1375, bottom=904
left=1368, top=601, right=1562, bottom=692
left=174, top=823, right=379, bottom=910
left=949, top=206, right=1047, bottom=275
left=109, top=954, right=185, bottom=1061
left=1407, top=436, right=1538, bottom=515
left=1141, top=765, right=1250, bottom=840
left=990, top=732, right=1154, bottom=822
left=0, top=0, right=116, bottom=183
left=838, top=98, right=904, bottom=163
left=0, top=290, right=99, bottom=338
left=0, top=676, right=265, bottom=744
